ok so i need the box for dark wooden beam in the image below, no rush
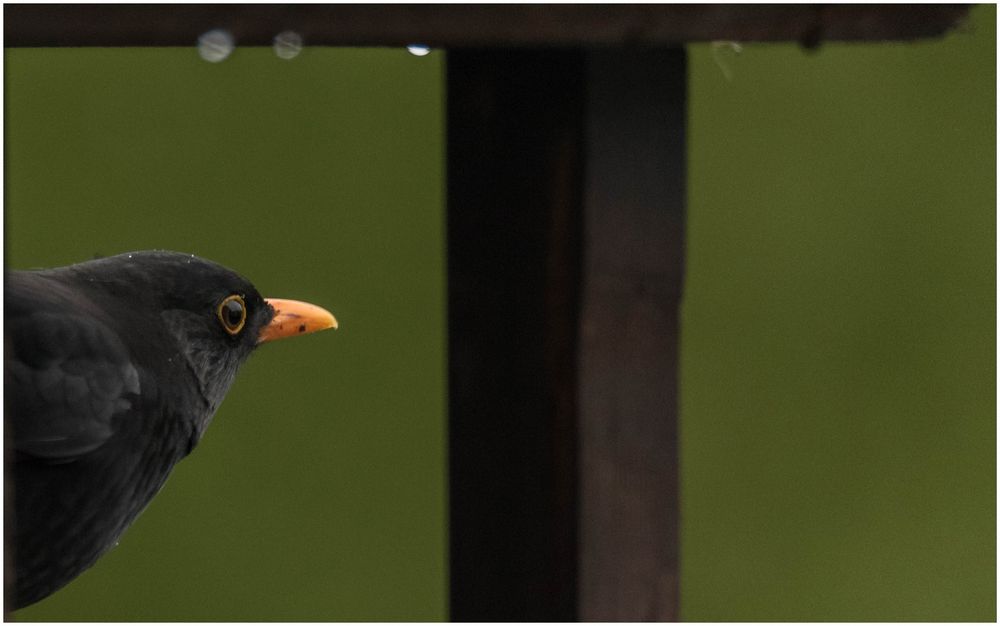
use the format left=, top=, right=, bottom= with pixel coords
left=447, top=49, right=584, bottom=622
left=5, top=4, right=970, bottom=48
left=447, top=46, right=687, bottom=620
left=578, top=48, right=686, bottom=621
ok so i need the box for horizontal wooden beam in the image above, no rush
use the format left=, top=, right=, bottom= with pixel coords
left=5, top=4, right=970, bottom=48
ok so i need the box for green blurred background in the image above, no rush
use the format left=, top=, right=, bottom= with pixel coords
left=682, top=5, right=995, bottom=621
left=6, top=4, right=995, bottom=621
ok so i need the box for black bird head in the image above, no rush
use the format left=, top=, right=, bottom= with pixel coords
left=37, top=250, right=337, bottom=443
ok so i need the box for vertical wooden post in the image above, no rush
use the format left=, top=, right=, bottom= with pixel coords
left=578, top=48, right=686, bottom=621
left=447, top=47, right=685, bottom=622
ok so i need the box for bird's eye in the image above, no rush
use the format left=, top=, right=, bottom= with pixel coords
left=217, top=295, right=247, bottom=335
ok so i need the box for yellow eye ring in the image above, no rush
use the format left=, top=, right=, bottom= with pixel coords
left=217, top=294, right=247, bottom=335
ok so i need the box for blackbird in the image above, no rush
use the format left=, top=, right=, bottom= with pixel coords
left=4, top=250, right=337, bottom=609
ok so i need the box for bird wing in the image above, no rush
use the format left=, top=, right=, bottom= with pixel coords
left=6, top=289, right=140, bottom=462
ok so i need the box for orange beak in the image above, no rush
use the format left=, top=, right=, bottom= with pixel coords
left=257, top=298, right=338, bottom=344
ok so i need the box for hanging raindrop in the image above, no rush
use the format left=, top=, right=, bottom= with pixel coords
left=274, top=31, right=303, bottom=60
left=198, top=29, right=235, bottom=63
